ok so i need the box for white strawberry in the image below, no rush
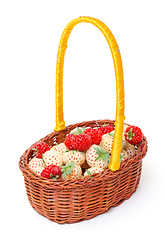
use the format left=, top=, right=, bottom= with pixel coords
left=84, top=167, right=104, bottom=177
left=123, top=142, right=135, bottom=158
left=70, top=127, right=85, bottom=135
left=51, top=143, right=67, bottom=154
left=43, top=150, right=63, bottom=167
left=86, top=145, right=110, bottom=169
left=100, top=132, right=114, bottom=153
left=61, top=161, right=82, bottom=180
left=62, top=150, right=85, bottom=165
left=28, top=157, right=45, bottom=175
left=101, top=130, right=127, bottom=153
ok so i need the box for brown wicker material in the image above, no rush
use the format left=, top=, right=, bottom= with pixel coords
left=19, top=119, right=148, bottom=224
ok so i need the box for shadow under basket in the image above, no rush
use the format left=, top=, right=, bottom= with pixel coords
left=19, top=119, right=148, bottom=224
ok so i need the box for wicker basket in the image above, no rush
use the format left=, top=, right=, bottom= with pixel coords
left=19, top=17, right=147, bottom=224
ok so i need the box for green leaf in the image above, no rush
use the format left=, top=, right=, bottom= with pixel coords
left=86, top=170, right=92, bottom=175
left=72, top=127, right=86, bottom=135
left=93, top=146, right=110, bottom=163
left=77, top=127, right=82, bottom=134
left=51, top=175, right=59, bottom=179
left=120, top=153, right=125, bottom=162
left=102, top=124, right=108, bottom=127
left=72, top=132, right=79, bottom=135
left=95, top=156, right=101, bottom=161
left=61, top=161, right=76, bottom=179
left=42, top=154, right=46, bottom=166
left=32, top=148, right=38, bottom=153
left=108, top=132, right=114, bottom=138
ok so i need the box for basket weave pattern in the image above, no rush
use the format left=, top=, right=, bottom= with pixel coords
left=19, top=120, right=147, bottom=224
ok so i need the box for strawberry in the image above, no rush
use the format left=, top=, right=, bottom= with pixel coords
left=84, top=128, right=102, bottom=145
left=28, top=157, right=45, bottom=175
left=62, top=150, right=85, bottom=165
left=51, top=143, right=67, bottom=154
left=100, top=132, right=114, bottom=153
left=124, top=126, right=142, bottom=145
left=64, top=130, right=92, bottom=152
left=32, top=141, right=50, bottom=158
left=61, top=161, right=82, bottom=180
left=101, top=130, right=127, bottom=153
left=84, top=167, right=104, bottom=177
left=86, top=145, right=110, bottom=169
left=98, top=124, right=114, bottom=136
left=43, top=150, right=63, bottom=167
left=123, top=142, right=135, bottom=158
left=41, top=164, right=61, bottom=179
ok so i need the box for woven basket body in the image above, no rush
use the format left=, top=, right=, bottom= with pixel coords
left=19, top=17, right=147, bottom=223
left=19, top=120, right=147, bottom=224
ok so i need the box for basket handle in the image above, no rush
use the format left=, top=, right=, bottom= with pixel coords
left=54, top=16, right=125, bottom=171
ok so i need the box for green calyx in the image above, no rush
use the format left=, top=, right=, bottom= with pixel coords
left=102, top=124, right=108, bottom=127
left=72, top=127, right=85, bottom=135
left=65, top=150, right=71, bottom=153
left=50, top=174, right=59, bottom=179
left=86, top=169, right=92, bottom=176
left=108, top=132, right=114, bottom=138
left=125, top=128, right=135, bottom=141
left=94, top=146, right=110, bottom=163
left=42, top=154, right=46, bottom=167
left=32, top=147, right=38, bottom=153
left=120, top=153, right=125, bottom=162
left=61, top=161, right=76, bottom=179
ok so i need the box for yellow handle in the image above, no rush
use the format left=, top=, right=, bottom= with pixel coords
left=54, top=16, right=125, bottom=171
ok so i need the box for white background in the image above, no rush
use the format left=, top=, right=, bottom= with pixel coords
left=0, top=0, right=165, bottom=239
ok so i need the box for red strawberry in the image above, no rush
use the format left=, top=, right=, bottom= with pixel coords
left=124, top=126, right=142, bottom=145
left=84, top=128, right=102, bottom=145
left=41, top=164, right=61, bottom=179
left=64, top=128, right=92, bottom=152
left=32, top=141, right=50, bottom=158
left=98, top=124, right=114, bottom=136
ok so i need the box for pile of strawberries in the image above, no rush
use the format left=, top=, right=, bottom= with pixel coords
left=28, top=124, right=143, bottom=180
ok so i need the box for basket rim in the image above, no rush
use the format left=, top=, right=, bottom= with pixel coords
left=19, top=119, right=148, bottom=189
